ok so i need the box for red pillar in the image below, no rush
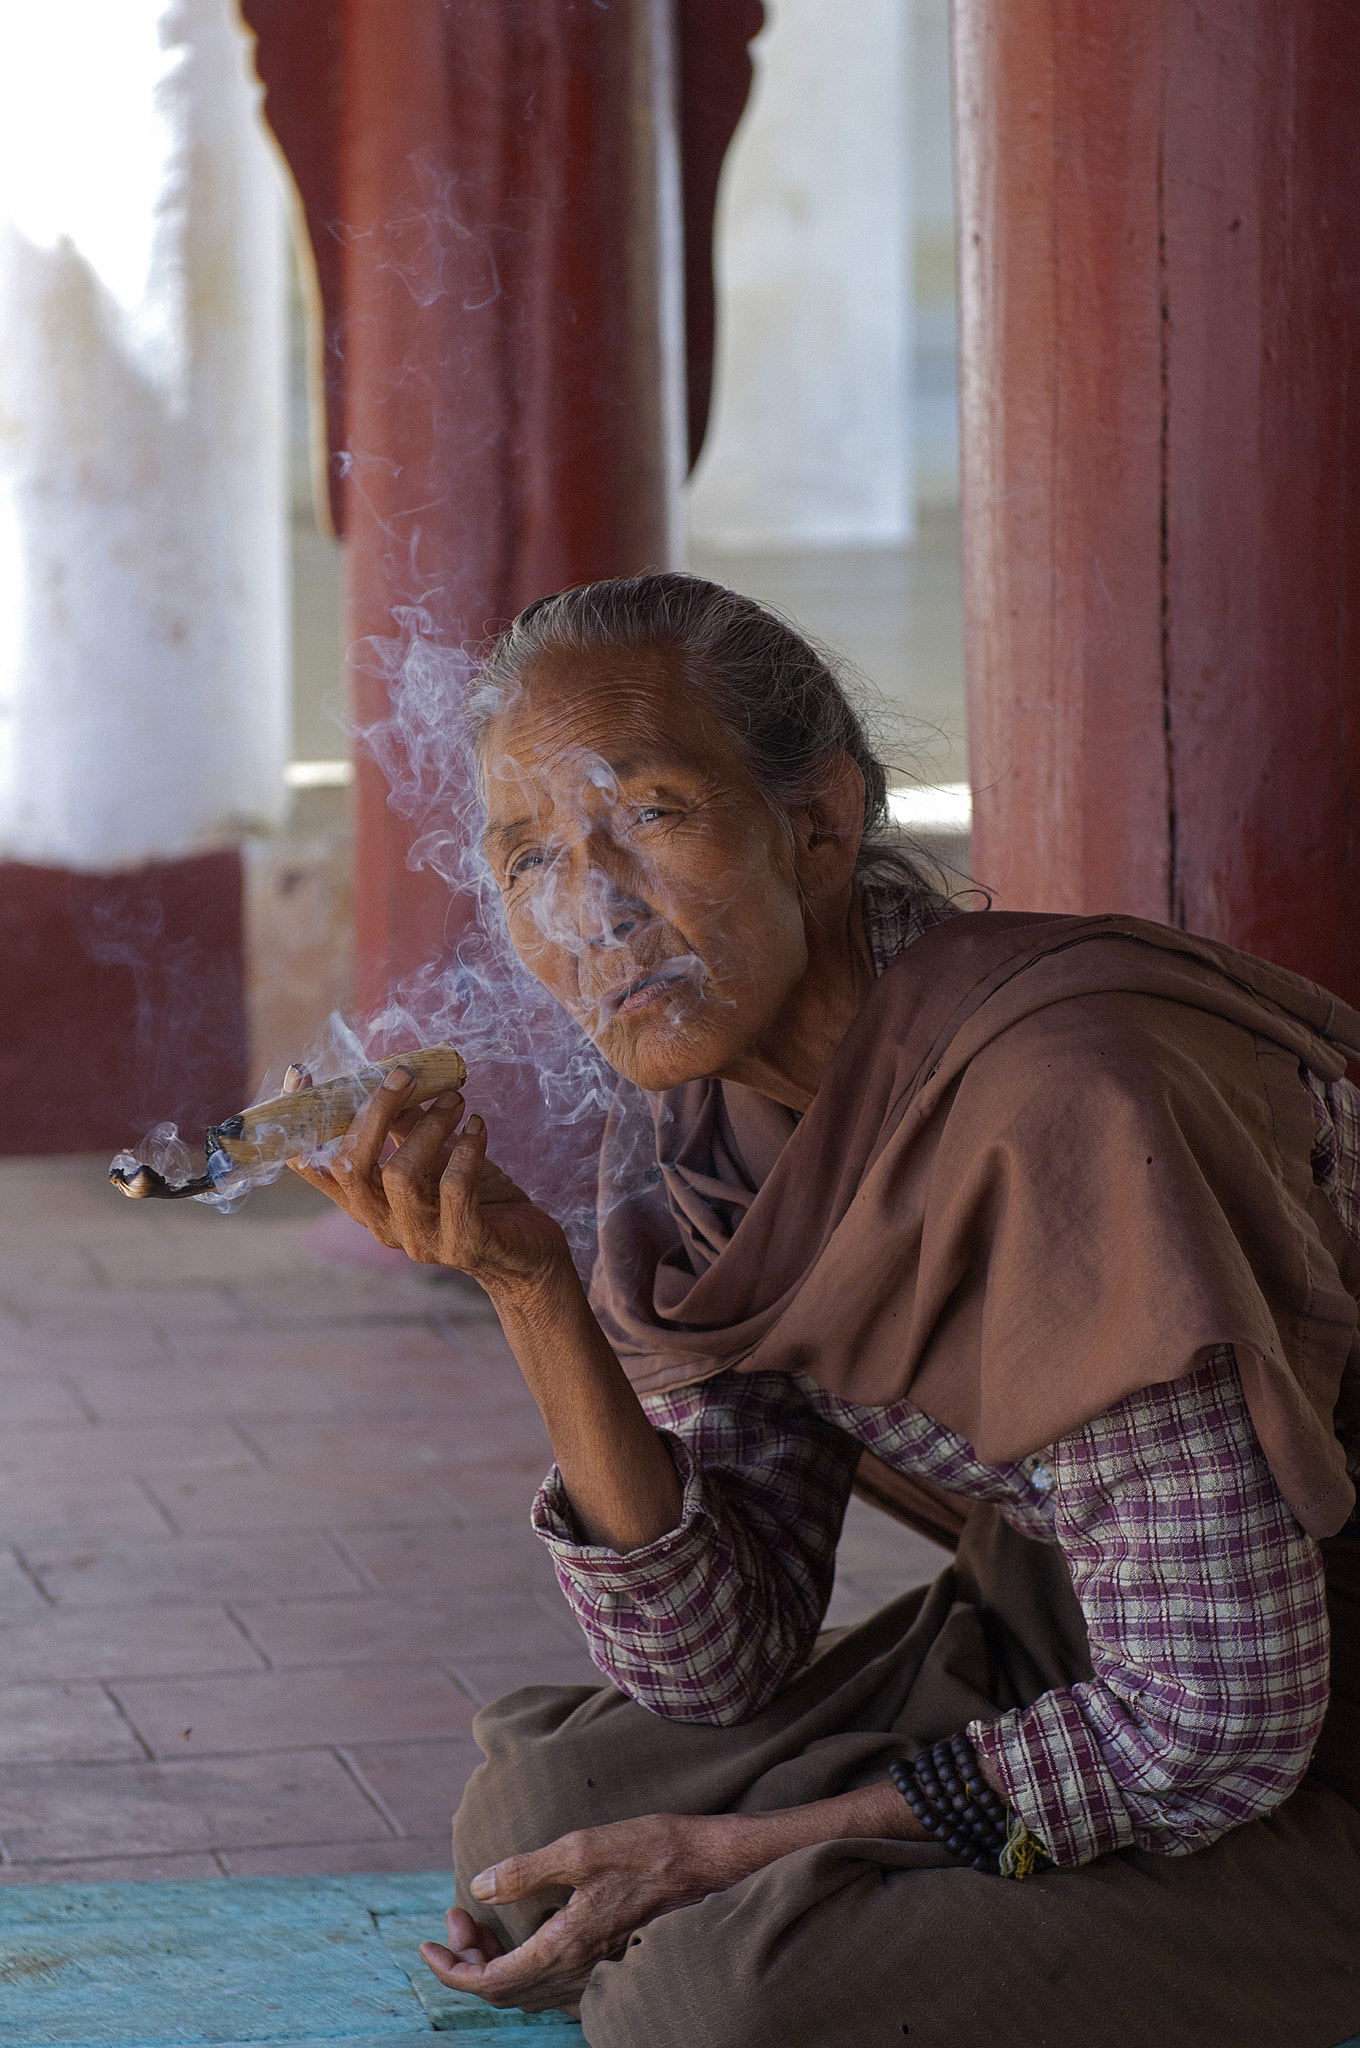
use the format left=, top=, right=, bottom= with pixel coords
left=956, top=1, right=1360, bottom=1005
left=341, top=0, right=677, bottom=1007
left=0, top=854, right=245, bottom=1154
left=249, top=0, right=761, bottom=1014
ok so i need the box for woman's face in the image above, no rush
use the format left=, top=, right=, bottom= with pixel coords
left=481, top=645, right=812, bottom=1091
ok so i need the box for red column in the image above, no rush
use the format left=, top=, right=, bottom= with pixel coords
left=0, top=854, right=244, bottom=1154
left=956, top=1, right=1360, bottom=1004
left=340, top=0, right=677, bottom=1008
left=248, top=0, right=761, bottom=1011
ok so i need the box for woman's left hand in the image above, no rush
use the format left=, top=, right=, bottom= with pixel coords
left=418, top=1812, right=758, bottom=2015
left=419, top=1784, right=924, bottom=2015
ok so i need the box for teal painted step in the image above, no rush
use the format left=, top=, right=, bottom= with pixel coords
left=0, top=1871, right=588, bottom=2048
left=1, top=1868, right=1353, bottom=2048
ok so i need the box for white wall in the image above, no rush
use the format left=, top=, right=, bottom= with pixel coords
left=686, top=0, right=914, bottom=548
left=0, top=0, right=288, bottom=871
left=910, top=0, right=959, bottom=507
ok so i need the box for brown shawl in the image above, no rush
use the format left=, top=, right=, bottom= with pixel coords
left=590, top=911, right=1360, bottom=1538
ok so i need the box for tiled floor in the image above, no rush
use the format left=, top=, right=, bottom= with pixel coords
left=0, top=1156, right=947, bottom=1885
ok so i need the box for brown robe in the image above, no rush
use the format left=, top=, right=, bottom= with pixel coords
left=452, top=912, right=1360, bottom=2045
left=593, top=910, right=1360, bottom=1537
left=455, top=1508, right=1360, bottom=2047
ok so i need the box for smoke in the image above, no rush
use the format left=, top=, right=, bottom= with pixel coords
left=108, top=596, right=664, bottom=1254
left=335, top=154, right=501, bottom=315
left=331, top=602, right=664, bottom=1268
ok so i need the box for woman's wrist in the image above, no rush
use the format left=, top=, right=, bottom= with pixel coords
left=695, top=1782, right=928, bottom=1888
left=479, top=1249, right=582, bottom=1328
left=485, top=1250, right=684, bottom=1552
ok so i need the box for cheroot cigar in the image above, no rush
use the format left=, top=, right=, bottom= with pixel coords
left=109, top=1044, right=467, bottom=1200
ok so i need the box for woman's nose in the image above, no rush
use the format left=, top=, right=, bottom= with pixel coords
left=600, top=883, right=653, bottom=944
left=576, top=837, right=650, bottom=944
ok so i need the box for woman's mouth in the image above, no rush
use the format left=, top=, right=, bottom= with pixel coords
left=610, top=961, right=696, bottom=1017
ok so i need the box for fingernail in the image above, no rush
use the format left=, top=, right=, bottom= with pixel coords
left=470, top=1868, right=496, bottom=1901
left=283, top=1063, right=305, bottom=1092
left=382, top=1066, right=414, bottom=1093
left=435, top=1090, right=463, bottom=1109
left=466, top=1114, right=485, bottom=1136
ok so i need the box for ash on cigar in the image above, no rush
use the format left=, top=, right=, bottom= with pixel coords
left=109, top=1044, right=466, bottom=1205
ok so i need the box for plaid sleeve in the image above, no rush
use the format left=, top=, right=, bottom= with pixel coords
left=970, top=1349, right=1330, bottom=1865
left=1305, top=1066, right=1360, bottom=1242
left=531, top=1370, right=860, bottom=1725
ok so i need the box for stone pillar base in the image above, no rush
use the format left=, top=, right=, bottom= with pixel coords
left=0, top=850, right=245, bottom=1155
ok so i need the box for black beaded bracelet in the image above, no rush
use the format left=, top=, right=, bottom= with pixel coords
left=888, top=1733, right=1012, bottom=1874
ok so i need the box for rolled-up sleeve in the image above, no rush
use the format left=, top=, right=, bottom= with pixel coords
left=970, top=1349, right=1331, bottom=1865
left=531, top=1371, right=859, bottom=1724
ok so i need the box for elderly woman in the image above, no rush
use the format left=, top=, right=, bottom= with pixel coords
left=298, top=576, right=1360, bottom=2047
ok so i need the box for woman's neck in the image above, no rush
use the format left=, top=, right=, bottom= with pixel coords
left=714, top=884, right=875, bottom=1112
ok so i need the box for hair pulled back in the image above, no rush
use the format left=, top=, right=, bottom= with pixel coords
left=472, top=571, right=947, bottom=904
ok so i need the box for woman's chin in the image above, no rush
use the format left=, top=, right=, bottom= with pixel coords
left=594, top=1009, right=734, bottom=1094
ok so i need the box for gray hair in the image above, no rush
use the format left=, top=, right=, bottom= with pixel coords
left=471, top=571, right=953, bottom=905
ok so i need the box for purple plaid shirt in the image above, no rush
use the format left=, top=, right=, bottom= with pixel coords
left=533, top=898, right=1356, bottom=1867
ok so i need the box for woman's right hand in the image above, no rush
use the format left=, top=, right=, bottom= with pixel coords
left=288, top=1067, right=683, bottom=1551
left=286, top=1064, right=571, bottom=1296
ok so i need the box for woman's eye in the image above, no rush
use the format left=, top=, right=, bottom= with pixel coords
left=507, top=849, right=545, bottom=882
left=634, top=806, right=667, bottom=826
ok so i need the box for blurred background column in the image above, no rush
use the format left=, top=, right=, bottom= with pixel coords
left=0, top=0, right=288, bottom=1150
left=686, top=0, right=912, bottom=548
left=250, top=0, right=763, bottom=1016
left=686, top=0, right=971, bottom=868
left=337, top=0, right=685, bottom=1008
left=957, top=0, right=1360, bottom=1002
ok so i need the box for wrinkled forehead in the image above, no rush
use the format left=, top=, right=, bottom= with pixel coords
left=479, top=645, right=733, bottom=813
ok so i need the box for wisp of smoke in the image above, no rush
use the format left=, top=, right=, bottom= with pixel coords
left=118, top=601, right=660, bottom=1255
left=338, top=605, right=664, bottom=1267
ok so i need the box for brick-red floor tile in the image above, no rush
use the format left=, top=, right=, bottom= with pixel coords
left=448, top=1649, right=603, bottom=1706
left=0, top=1550, right=49, bottom=1621
left=0, top=1480, right=173, bottom=1542
left=0, top=1683, right=146, bottom=1764
left=7, top=1288, right=247, bottom=1333
left=111, top=1664, right=478, bottom=1759
left=439, top=1461, right=552, bottom=1521
left=241, top=1414, right=550, bottom=1479
left=0, top=1154, right=940, bottom=1883
left=142, top=1470, right=464, bottom=1536
left=219, top=1835, right=451, bottom=1877
left=339, top=1521, right=561, bottom=1597
left=343, top=1738, right=485, bottom=1838
left=164, top=1327, right=461, bottom=1375
left=0, top=1420, right=260, bottom=1481
left=0, top=1332, right=175, bottom=1373
left=0, top=1850, right=225, bottom=1884
left=0, top=1750, right=390, bottom=1860
left=19, top=1530, right=368, bottom=1606
left=0, top=1376, right=90, bottom=1424
left=230, top=1593, right=581, bottom=1669
left=0, top=1252, right=110, bottom=1302
left=0, top=1604, right=266, bottom=1683
left=64, top=1365, right=366, bottom=1423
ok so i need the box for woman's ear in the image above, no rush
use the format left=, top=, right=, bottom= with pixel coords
left=788, top=752, right=865, bottom=901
